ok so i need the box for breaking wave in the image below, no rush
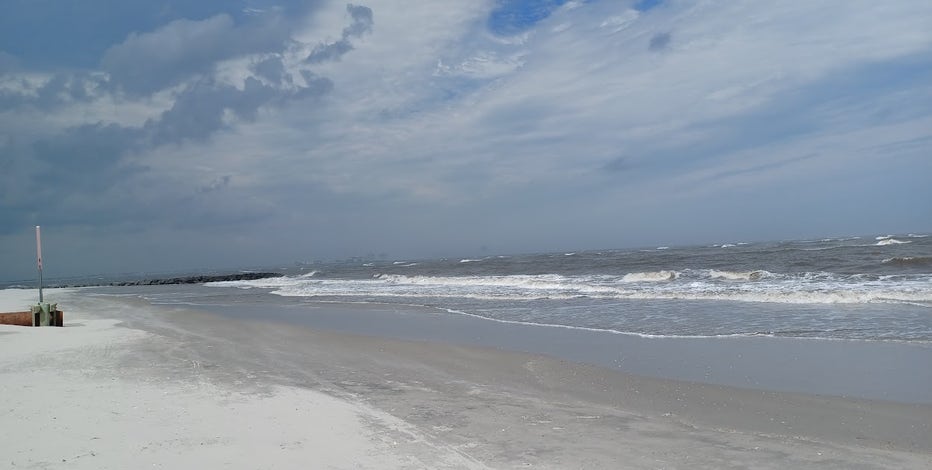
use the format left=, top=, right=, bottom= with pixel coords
left=621, top=271, right=677, bottom=282
left=876, top=239, right=911, bottom=246
left=708, top=270, right=771, bottom=281
left=883, top=256, right=932, bottom=267
left=212, top=270, right=932, bottom=307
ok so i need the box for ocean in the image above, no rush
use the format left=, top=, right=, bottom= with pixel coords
left=202, top=233, right=932, bottom=343
left=5, top=232, right=931, bottom=402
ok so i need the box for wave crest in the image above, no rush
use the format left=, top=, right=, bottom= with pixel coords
left=708, top=270, right=771, bottom=281
left=621, top=271, right=678, bottom=282
left=883, top=256, right=932, bottom=267
left=876, top=238, right=911, bottom=246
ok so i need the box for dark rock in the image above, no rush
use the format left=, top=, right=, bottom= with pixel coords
left=111, top=272, right=282, bottom=286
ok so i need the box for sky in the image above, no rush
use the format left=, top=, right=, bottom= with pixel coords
left=1, top=0, right=931, bottom=280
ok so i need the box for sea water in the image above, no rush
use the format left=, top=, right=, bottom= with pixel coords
left=206, top=234, right=932, bottom=343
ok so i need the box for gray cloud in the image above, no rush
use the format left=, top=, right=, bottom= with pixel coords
left=306, top=40, right=356, bottom=64
left=2, top=71, right=334, bottom=236
left=4, top=0, right=931, bottom=280
left=297, top=70, right=335, bottom=99
left=602, top=156, right=634, bottom=173
left=0, top=123, right=146, bottom=235
left=101, top=14, right=289, bottom=95
left=36, top=73, right=104, bottom=108
left=197, top=175, right=232, bottom=193
left=344, top=4, right=375, bottom=37
left=0, top=72, right=104, bottom=110
left=147, top=77, right=276, bottom=143
left=1, top=2, right=346, bottom=240
left=306, top=3, right=373, bottom=63
left=149, top=74, right=333, bottom=143
left=32, top=123, right=143, bottom=180
left=253, top=56, right=289, bottom=85
left=648, top=32, right=671, bottom=51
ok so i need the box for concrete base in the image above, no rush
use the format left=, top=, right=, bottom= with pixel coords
left=0, top=309, right=63, bottom=327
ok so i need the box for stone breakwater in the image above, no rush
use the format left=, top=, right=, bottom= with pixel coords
left=60, top=272, right=282, bottom=288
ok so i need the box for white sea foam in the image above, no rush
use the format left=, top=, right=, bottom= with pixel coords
left=621, top=271, right=678, bottom=282
left=821, top=236, right=861, bottom=242
left=882, top=256, right=932, bottom=267
left=876, top=239, right=911, bottom=246
left=212, top=270, right=932, bottom=307
left=459, top=259, right=482, bottom=263
left=656, top=246, right=669, bottom=250
left=707, top=270, right=770, bottom=281
left=907, top=233, right=929, bottom=238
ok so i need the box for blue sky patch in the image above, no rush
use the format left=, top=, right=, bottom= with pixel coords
left=487, top=0, right=569, bottom=35
left=634, top=0, right=664, bottom=11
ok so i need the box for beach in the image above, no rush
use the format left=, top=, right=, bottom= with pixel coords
left=1, top=287, right=930, bottom=469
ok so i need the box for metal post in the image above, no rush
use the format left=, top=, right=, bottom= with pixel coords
left=36, top=225, right=43, bottom=303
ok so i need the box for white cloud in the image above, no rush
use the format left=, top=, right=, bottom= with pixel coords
left=2, top=0, right=931, bottom=274
left=265, top=0, right=932, bottom=201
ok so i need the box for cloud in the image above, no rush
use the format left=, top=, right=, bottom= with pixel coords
left=344, top=4, right=375, bottom=37
left=197, top=175, right=232, bottom=193
left=648, top=32, right=671, bottom=51
left=0, top=0, right=321, bottom=70
left=305, top=3, right=374, bottom=63
left=101, top=14, right=288, bottom=95
left=2, top=0, right=932, bottom=278
left=253, top=56, right=288, bottom=84
left=0, top=4, right=349, bottom=238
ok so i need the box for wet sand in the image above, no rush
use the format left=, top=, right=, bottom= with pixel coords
left=2, top=288, right=931, bottom=468
left=175, top=286, right=932, bottom=405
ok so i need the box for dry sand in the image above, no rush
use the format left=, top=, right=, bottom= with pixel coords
left=0, top=289, right=484, bottom=469
left=1, top=288, right=930, bottom=469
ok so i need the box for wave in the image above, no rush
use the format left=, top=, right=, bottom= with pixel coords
left=433, top=307, right=806, bottom=341
left=907, top=233, right=929, bottom=238
left=876, top=239, right=911, bottom=246
left=707, top=270, right=771, bottom=281
left=202, top=296, right=927, bottom=343
left=621, top=271, right=677, bottom=282
left=213, top=270, right=932, bottom=306
left=883, top=256, right=932, bottom=267
left=820, top=236, right=861, bottom=242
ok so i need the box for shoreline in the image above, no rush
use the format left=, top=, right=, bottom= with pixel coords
left=106, top=284, right=932, bottom=405
left=2, top=287, right=931, bottom=468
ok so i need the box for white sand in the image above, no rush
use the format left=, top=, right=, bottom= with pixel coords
left=0, top=289, right=486, bottom=469
left=3, top=288, right=930, bottom=469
